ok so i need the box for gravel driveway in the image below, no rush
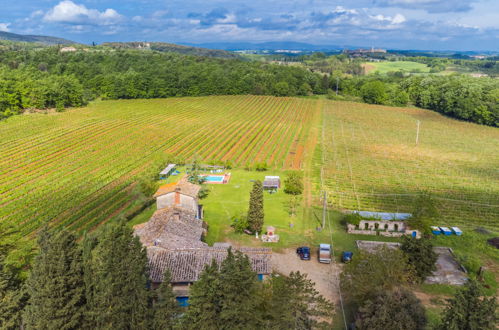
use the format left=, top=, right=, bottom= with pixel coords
left=271, top=248, right=342, bottom=303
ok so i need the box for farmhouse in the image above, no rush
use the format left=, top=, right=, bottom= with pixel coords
left=148, top=246, right=272, bottom=287
left=134, top=179, right=272, bottom=301
left=154, top=179, right=203, bottom=219
left=134, top=206, right=207, bottom=249
left=60, top=46, right=77, bottom=52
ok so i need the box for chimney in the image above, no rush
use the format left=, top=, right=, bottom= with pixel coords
left=173, top=212, right=180, bottom=222
left=175, top=187, right=181, bottom=205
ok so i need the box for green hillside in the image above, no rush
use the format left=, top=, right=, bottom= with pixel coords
left=0, top=31, right=75, bottom=45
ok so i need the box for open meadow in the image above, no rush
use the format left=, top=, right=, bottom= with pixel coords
left=363, top=60, right=431, bottom=74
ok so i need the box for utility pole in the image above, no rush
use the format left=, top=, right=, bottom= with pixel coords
left=416, top=120, right=421, bottom=145
left=322, top=191, right=327, bottom=228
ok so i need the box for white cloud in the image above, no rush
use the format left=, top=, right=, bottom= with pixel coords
left=370, top=13, right=406, bottom=24
left=0, top=23, right=10, bottom=32
left=43, top=1, right=123, bottom=26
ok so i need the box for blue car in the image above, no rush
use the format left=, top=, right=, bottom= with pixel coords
left=296, top=246, right=311, bottom=260
left=342, top=251, right=353, bottom=263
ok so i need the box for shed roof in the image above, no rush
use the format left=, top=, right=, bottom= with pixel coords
left=147, top=246, right=272, bottom=283
left=263, top=177, right=280, bottom=187
left=160, top=164, right=176, bottom=175
left=153, top=180, right=201, bottom=198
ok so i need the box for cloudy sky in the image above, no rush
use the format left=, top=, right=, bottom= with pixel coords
left=1, top=0, right=498, bottom=50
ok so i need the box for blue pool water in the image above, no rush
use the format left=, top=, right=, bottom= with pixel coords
left=204, top=175, right=224, bottom=182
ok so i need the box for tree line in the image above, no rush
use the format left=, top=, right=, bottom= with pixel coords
left=1, top=43, right=497, bottom=127
left=330, top=73, right=499, bottom=126
left=0, top=221, right=333, bottom=329
left=0, top=45, right=327, bottom=120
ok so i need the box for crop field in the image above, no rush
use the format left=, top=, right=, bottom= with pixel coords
left=319, top=101, right=499, bottom=231
left=0, top=96, right=319, bottom=235
left=363, top=61, right=430, bottom=74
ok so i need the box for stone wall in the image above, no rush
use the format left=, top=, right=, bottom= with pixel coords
left=347, top=221, right=420, bottom=238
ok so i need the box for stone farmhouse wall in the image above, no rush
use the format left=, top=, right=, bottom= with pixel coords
left=157, top=193, right=197, bottom=213
left=347, top=220, right=420, bottom=238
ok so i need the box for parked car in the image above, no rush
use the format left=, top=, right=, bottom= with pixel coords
left=318, top=244, right=331, bottom=263
left=296, top=246, right=311, bottom=260
left=341, top=251, right=353, bottom=263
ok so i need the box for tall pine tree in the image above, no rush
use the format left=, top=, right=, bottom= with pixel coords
left=218, top=249, right=258, bottom=329
left=23, top=229, right=86, bottom=330
left=247, top=180, right=264, bottom=233
left=438, top=279, right=497, bottom=330
left=181, top=259, right=221, bottom=330
left=0, top=223, right=31, bottom=330
left=152, top=270, right=180, bottom=330
left=84, top=221, right=150, bottom=329
left=261, top=271, right=334, bottom=328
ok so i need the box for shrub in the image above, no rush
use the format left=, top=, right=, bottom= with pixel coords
left=283, top=172, right=303, bottom=195
left=231, top=215, right=249, bottom=234
left=255, top=162, right=268, bottom=172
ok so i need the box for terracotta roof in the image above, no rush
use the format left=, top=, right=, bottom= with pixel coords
left=147, top=246, right=272, bottom=283
left=134, top=206, right=206, bottom=249
left=153, top=181, right=201, bottom=198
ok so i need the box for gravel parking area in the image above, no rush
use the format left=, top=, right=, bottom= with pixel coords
left=271, top=248, right=341, bottom=303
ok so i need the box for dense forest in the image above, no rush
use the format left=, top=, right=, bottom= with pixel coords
left=0, top=42, right=498, bottom=126
left=0, top=44, right=325, bottom=119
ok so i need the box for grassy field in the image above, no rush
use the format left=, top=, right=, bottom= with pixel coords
left=363, top=60, right=430, bottom=74
left=0, top=96, right=319, bottom=235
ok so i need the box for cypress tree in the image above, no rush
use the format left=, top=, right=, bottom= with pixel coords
left=181, top=259, right=221, bottom=330
left=152, top=270, right=180, bottom=330
left=438, top=279, right=497, bottom=330
left=23, top=229, right=86, bottom=330
left=247, top=180, right=264, bottom=233
left=218, top=249, right=258, bottom=329
left=182, top=259, right=221, bottom=330
left=84, top=221, right=150, bottom=329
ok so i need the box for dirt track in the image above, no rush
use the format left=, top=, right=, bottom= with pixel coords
left=271, top=248, right=341, bottom=303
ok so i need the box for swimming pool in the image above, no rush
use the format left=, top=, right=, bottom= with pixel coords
left=203, top=175, right=224, bottom=183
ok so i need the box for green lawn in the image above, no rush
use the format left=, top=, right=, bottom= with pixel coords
left=364, top=61, right=430, bottom=74
left=200, top=169, right=332, bottom=249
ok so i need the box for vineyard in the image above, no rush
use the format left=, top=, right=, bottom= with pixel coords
left=0, top=96, right=319, bottom=235
left=319, top=101, right=499, bottom=231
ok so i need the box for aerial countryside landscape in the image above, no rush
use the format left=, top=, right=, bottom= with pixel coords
left=0, top=1, right=498, bottom=329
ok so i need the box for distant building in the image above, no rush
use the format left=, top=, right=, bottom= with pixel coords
left=343, top=47, right=387, bottom=56
left=60, top=47, right=77, bottom=53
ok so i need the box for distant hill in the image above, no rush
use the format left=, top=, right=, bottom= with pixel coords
left=102, top=42, right=240, bottom=59
left=0, top=31, right=75, bottom=45
left=185, top=41, right=346, bottom=52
